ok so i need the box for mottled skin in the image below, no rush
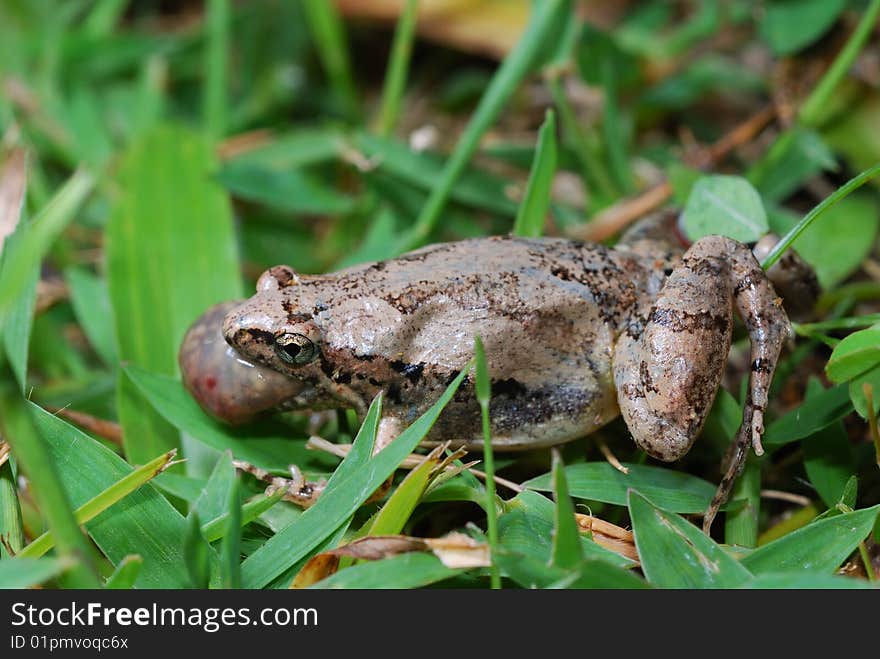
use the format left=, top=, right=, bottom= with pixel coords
left=179, top=212, right=818, bottom=531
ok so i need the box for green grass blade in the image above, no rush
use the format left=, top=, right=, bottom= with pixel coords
left=4, top=397, right=100, bottom=587
left=498, top=491, right=632, bottom=569
left=367, top=452, right=436, bottom=537
left=219, top=478, right=242, bottom=589
left=524, top=462, right=723, bottom=513
left=183, top=512, right=211, bottom=588
left=763, top=384, right=853, bottom=446
left=215, top=162, right=356, bottom=215
left=302, top=0, right=359, bottom=120
left=741, top=505, right=880, bottom=575
left=401, top=0, right=572, bottom=249
left=193, top=451, right=236, bottom=523
left=512, top=109, right=557, bottom=237
left=83, top=0, right=128, bottom=37
left=550, top=451, right=582, bottom=570
left=242, top=391, right=381, bottom=587
left=473, top=335, right=500, bottom=588
left=106, top=124, right=242, bottom=465
left=599, top=61, right=631, bottom=194
left=319, top=394, right=383, bottom=486
left=28, top=402, right=197, bottom=588
left=376, top=0, right=418, bottom=137
left=353, top=132, right=518, bottom=216
left=19, top=449, right=177, bottom=559
left=0, top=557, right=68, bottom=589
left=64, top=266, right=118, bottom=368
left=743, top=572, right=873, bottom=589
left=241, top=367, right=468, bottom=588
left=724, top=457, right=760, bottom=548
left=0, top=168, right=93, bottom=337
left=628, top=490, right=752, bottom=588
left=310, top=552, right=461, bottom=589
left=798, top=0, right=880, bottom=126
left=202, top=490, right=285, bottom=543
left=227, top=128, right=343, bottom=170
left=761, top=164, right=880, bottom=270
left=545, top=561, right=649, bottom=589
left=133, top=56, right=168, bottom=138
left=104, top=555, right=144, bottom=590
left=802, top=380, right=855, bottom=508
left=123, top=365, right=332, bottom=472
left=203, top=0, right=229, bottom=139
left=547, top=76, right=617, bottom=203
left=0, top=461, right=24, bottom=557
left=2, top=255, right=37, bottom=390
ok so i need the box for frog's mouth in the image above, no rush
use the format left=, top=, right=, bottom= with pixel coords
left=179, top=302, right=310, bottom=425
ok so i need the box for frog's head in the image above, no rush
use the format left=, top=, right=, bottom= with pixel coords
left=179, top=300, right=309, bottom=425
left=222, top=266, right=325, bottom=377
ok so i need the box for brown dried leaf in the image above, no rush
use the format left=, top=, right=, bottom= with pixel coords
left=289, top=553, right=340, bottom=589
left=336, top=0, right=528, bottom=60
left=290, top=531, right=490, bottom=587
left=423, top=531, right=490, bottom=568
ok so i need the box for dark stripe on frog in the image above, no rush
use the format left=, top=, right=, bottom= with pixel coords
left=492, top=378, right=527, bottom=397
left=548, top=261, right=638, bottom=325
left=387, top=382, right=402, bottom=404
left=638, top=360, right=660, bottom=394
left=751, top=358, right=772, bottom=374
left=488, top=384, right=599, bottom=432
left=237, top=328, right=275, bottom=345
left=683, top=255, right=725, bottom=277
left=318, top=356, right=353, bottom=385
left=733, top=271, right=763, bottom=296
left=649, top=308, right=729, bottom=333
left=390, top=360, right=425, bottom=384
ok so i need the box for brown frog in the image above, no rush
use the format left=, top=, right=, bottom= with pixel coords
left=179, top=211, right=818, bottom=531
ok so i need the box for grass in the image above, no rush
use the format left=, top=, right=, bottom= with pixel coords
left=0, top=0, right=879, bottom=590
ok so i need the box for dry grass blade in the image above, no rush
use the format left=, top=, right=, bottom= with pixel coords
left=567, top=105, right=777, bottom=241
left=307, top=436, right=523, bottom=492
left=293, top=531, right=490, bottom=587
left=43, top=406, right=123, bottom=446
left=0, top=440, right=10, bottom=469
left=423, top=531, right=490, bottom=568
left=575, top=513, right=639, bottom=563
left=0, top=148, right=27, bottom=249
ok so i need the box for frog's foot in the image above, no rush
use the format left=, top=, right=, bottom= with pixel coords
left=233, top=460, right=327, bottom=509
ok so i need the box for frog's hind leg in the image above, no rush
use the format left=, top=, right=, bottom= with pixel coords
left=612, top=235, right=790, bottom=534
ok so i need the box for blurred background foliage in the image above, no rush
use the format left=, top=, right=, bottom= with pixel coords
left=1, top=0, right=880, bottom=588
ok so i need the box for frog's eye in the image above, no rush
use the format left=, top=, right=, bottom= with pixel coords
left=274, top=333, right=317, bottom=365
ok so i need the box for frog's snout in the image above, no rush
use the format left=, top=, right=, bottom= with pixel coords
left=179, top=301, right=307, bottom=425
left=220, top=304, right=274, bottom=361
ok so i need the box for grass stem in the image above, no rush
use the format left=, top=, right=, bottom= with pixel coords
left=376, top=0, right=419, bottom=137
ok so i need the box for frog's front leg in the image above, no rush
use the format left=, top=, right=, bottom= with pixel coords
left=613, top=235, right=790, bottom=533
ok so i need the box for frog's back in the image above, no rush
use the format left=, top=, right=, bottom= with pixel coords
left=332, top=235, right=646, bottom=313
left=314, top=236, right=653, bottom=449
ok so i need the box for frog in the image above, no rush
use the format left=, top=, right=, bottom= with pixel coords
left=179, top=211, right=818, bottom=532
